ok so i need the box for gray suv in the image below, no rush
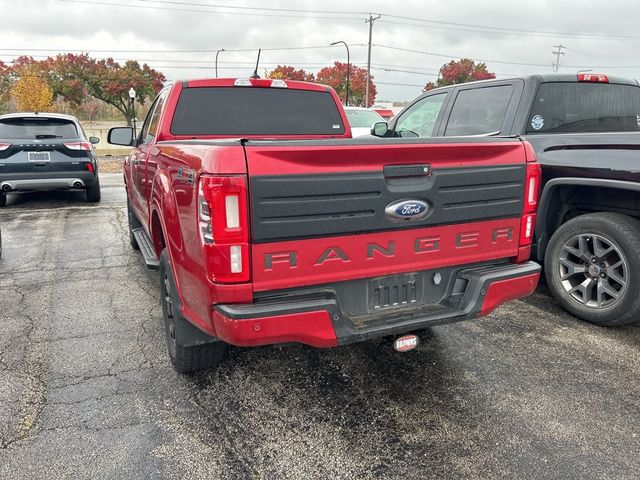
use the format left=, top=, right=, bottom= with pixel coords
left=0, top=112, right=101, bottom=206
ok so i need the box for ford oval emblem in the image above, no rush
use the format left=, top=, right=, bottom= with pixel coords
left=385, top=199, right=429, bottom=222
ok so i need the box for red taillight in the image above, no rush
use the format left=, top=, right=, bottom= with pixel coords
left=520, top=152, right=541, bottom=247
left=86, top=162, right=94, bottom=173
left=0, top=143, right=11, bottom=151
left=198, top=175, right=250, bottom=283
left=524, top=162, right=541, bottom=214
left=64, top=141, right=92, bottom=151
left=519, top=213, right=536, bottom=246
left=577, top=73, right=609, bottom=83
left=234, top=78, right=288, bottom=88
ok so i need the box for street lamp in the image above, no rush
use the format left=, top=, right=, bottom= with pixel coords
left=330, top=41, right=350, bottom=106
left=128, top=87, right=137, bottom=138
left=215, top=48, right=225, bottom=78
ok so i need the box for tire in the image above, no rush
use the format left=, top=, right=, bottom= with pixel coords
left=127, top=199, right=140, bottom=250
left=159, top=249, right=226, bottom=373
left=0, top=192, right=5, bottom=207
left=86, top=177, right=101, bottom=202
left=544, top=212, right=640, bottom=326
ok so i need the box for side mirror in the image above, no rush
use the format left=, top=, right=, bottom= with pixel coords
left=89, top=136, right=100, bottom=145
left=371, top=121, right=389, bottom=137
left=107, top=127, right=134, bottom=146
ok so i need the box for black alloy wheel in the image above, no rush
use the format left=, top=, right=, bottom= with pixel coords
left=545, top=212, right=640, bottom=326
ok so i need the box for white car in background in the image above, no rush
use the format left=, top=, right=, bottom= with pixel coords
left=344, top=107, right=385, bottom=137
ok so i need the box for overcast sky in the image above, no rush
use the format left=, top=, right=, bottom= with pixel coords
left=0, top=0, right=638, bottom=102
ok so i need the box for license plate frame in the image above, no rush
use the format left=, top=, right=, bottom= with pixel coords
left=28, top=151, right=51, bottom=162
left=368, top=274, right=420, bottom=312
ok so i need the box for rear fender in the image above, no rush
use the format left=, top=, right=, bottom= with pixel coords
left=536, top=177, right=640, bottom=260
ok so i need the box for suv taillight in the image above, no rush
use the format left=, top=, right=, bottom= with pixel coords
left=64, top=141, right=92, bottom=151
left=198, top=175, right=250, bottom=283
left=0, top=143, right=11, bottom=151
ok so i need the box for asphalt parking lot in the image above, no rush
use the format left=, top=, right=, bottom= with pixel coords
left=1, top=173, right=639, bottom=479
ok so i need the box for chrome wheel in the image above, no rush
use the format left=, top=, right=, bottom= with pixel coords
left=558, top=233, right=627, bottom=308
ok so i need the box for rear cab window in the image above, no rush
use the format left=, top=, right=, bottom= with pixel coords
left=526, top=82, right=640, bottom=134
left=444, top=85, right=514, bottom=136
left=0, top=117, right=79, bottom=139
left=170, top=87, right=345, bottom=136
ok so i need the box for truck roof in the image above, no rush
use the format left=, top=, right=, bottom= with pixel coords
left=424, top=73, right=639, bottom=94
left=175, top=77, right=332, bottom=92
left=0, top=112, right=80, bottom=122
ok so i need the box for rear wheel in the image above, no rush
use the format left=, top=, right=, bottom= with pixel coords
left=159, top=249, right=226, bottom=373
left=545, top=212, right=640, bottom=326
left=86, top=177, right=101, bottom=202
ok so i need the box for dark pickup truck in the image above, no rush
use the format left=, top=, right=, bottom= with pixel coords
left=373, top=73, right=640, bottom=326
left=108, top=78, right=540, bottom=373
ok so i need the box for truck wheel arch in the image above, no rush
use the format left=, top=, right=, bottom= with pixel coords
left=536, top=177, right=640, bottom=261
left=149, top=168, right=184, bottom=257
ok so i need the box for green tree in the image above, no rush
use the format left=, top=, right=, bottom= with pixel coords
left=423, top=59, right=495, bottom=92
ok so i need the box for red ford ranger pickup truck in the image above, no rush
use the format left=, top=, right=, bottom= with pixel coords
left=108, top=78, right=541, bottom=373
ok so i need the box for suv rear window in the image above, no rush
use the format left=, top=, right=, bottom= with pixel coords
left=0, top=117, right=79, bottom=139
left=171, top=87, right=345, bottom=136
left=527, top=82, right=640, bottom=133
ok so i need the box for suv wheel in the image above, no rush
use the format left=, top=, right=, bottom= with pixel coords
left=159, top=249, right=226, bottom=373
left=545, top=212, right=640, bottom=326
left=86, top=177, right=101, bottom=202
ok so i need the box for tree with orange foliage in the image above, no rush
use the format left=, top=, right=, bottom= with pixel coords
left=423, top=59, right=495, bottom=92
left=316, top=62, right=376, bottom=107
left=265, top=65, right=315, bottom=82
left=11, top=67, right=53, bottom=112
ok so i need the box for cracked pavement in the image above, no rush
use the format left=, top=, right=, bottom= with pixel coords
left=1, top=173, right=640, bottom=479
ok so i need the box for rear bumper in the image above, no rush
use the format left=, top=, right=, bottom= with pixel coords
left=211, top=261, right=541, bottom=348
left=0, top=172, right=98, bottom=191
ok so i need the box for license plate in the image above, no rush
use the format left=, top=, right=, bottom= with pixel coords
left=28, top=151, right=51, bottom=162
left=369, top=274, right=419, bottom=312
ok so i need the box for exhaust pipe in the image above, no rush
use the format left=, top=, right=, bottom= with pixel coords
left=73, top=181, right=83, bottom=189
left=1, top=184, right=11, bottom=192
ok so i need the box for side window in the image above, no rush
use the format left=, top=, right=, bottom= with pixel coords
left=394, top=93, right=447, bottom=137
left=444, top=85, right=513, bottom=136
left=138, top=91, right=167, bottom=145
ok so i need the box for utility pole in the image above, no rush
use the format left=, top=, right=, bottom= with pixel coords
left=552, top=44, right=566, bottom=73
left=365, top=13, right=380, bottom=107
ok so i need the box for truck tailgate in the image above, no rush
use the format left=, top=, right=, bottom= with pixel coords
left=244, top=138, right=528, bottom=292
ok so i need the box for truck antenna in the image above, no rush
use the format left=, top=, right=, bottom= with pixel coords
left=250, top=49, right=261, bottom=79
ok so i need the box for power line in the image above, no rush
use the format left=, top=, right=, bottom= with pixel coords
left=58, top=0, right=640, bottom=40
left=136, top=0, right=367, bottom=16
left=380, top=14, right=640, bottom=40
left=374, top=44, right=551, bottom=67
left=0, top=45, right=365, bottom=54
left=376, top=81, right=426, bottom=88
left=58, top=0, right=365, bottom=21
